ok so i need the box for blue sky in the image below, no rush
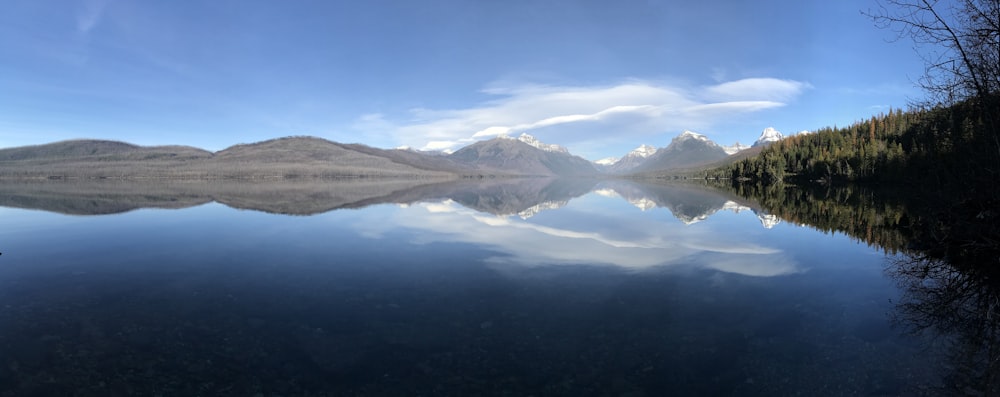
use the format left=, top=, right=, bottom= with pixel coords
left=0, top=0, right=925, bottom=160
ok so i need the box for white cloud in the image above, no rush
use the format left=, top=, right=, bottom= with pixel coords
left=357, top=78, right=810, bottom=153
left=700, top=254, right=800, bottom=277
left=703, top=78, right=811, bottom=102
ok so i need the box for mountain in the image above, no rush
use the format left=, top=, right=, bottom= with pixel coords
left=752, top=127, right=784, bottom=147
left=448, top=136, right=598, bottom=176
left=211, top=137, right=457, bottom=177
left=515, top=133, right=569, bottom=153
left=341, top=143, right=475, bottom=174
left=605, top=144, right=658, bottom=174
left=629, top=131, right=729, bottom=173
left=1, top=130, right=792, bottom=179
left=0, top=139, right=212, bottom=162
left=0, top=137, right=456, bottom=179
left=593, top=157, right=618, bottom=172
left=722, top=142, right=751, bottom=155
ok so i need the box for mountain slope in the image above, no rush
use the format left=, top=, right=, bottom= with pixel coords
left=210, top=137, right=457, bottom=177
left=448, top=137, right=598, bottom=176
left=630, top=131, right=729, bottom=173
left=516, top=133, right=569, bottom=153
left=606, top=144, right=658, bottom=174
left=340, top=143, right=476, bottom=174
left=0, top=140, right=212, bottom=162
left=0, top=137, right=455, bottom=179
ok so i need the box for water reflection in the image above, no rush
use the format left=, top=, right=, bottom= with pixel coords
left=0, top=179, right=945, bottom=395
left=0, top=179, right=797, bottom=276
left=721, top=181, right=1000, bottom=395
left=0, top=178, right=784, bottom=225
left=368, top=198, right=796, bottom=276
left=890, top=254, right=1000, bottom=394
left=595, top=181, right=781, bottom=228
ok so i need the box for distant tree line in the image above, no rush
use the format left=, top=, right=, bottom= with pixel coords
left=713, top=0, right=999, bottom=194
left=709, top=97, right=999, bottom=191
left=720, top=3, right=1000, bottom=392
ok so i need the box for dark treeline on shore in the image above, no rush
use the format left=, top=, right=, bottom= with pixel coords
left=711, top=92, right=1000, bottom=273
left=743, top=180, right=1000, bottom=394
left=713, top=180, right=1000, bottom=395
left=710, top=94, right=999, bottom=190
left=708, top=0, right=1000, bottom=311
left=709, top=1, right=1000, bottom=391
left=712, top=0, right=999, bottom=213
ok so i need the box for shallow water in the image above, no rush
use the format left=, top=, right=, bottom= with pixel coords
left=0, top=180, right=939, bottom=396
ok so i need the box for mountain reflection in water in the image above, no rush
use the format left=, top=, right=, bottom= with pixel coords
left=0, top=178, right=779, bottom=226
left=0, top=178, right=994, bottom=395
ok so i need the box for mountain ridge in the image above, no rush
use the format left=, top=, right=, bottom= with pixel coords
left=447, top=137, right=598, bottom=176
left=0, top=129, right=775, bottom=179
left=628, top=131, right=731, bottom=173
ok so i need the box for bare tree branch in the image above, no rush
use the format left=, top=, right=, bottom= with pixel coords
left=865, top=0, right=1000, bottom=106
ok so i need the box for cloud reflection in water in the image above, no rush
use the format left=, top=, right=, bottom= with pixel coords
left=360, top=191, right=798, bottom=277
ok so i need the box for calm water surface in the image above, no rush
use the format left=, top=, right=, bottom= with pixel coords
left=0, top=180, right=941, bottom=396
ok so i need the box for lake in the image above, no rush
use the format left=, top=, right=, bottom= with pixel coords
left=0, top=179, right=968, bottom=395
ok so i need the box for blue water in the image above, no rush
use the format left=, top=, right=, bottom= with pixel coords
left=0, top=181, right=936, bottom=396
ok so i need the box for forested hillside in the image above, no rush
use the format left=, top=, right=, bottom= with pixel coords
left=714, top=0, right=999, bottom=196
left=710, top=95, right=1000, bottom=191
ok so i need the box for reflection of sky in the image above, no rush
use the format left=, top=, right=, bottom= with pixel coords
left=356, top=192, right=799, bottom=277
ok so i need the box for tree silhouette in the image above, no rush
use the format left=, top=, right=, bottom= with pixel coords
left=866, top=0, right=999, bottom=105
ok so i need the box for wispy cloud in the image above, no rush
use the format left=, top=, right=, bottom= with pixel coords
left=702, top=78, right=811, bottom=102
left=355, top=78, right=810, bottom=153
left=77, top=0, right=110, bottom=34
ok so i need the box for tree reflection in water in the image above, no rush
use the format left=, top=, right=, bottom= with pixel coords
left=717, top=180, right=1000, bottom=395
left=890, top=252, right=1000, bottom=395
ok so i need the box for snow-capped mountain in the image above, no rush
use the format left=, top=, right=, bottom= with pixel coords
left=752, top=127, right=784, bottom=147
left=594, top=157, right=618, bottom=165
left=630, top=144, right=658, bottom=157
left=722, top=142, right=751, bottom=155
left=676, top=130, right=715, bottom=145
left=629, top=131, right=729, bottom=173
left=604, top=144, right=658, bottom=173
left=513, top=133, right=569, bottom=153
left=449, top=136, right=597, bottom=176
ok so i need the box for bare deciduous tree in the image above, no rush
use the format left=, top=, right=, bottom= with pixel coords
left=866, top=0, right=1000, bottom=105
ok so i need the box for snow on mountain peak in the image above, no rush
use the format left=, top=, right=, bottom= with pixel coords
left=677, top=130, right=710, bottom=142
left=670, top=130, right=724, bottom=151
left=753, top=127, right=784, bottom=146
left=594, top=157, right=618, bottom=166
left=517, top=133, right=569, bottom=153
left=629, top=144, right=658, bottom=158
left=723, top=142, right=750, bottom=155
